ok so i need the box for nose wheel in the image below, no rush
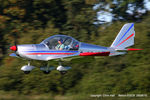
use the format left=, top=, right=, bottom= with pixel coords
left=21, top=61, right=35, bottom=74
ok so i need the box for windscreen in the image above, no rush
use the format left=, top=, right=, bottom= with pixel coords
left=42, top=35, right=79, bottom=50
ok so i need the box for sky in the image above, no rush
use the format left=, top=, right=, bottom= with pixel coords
left=144, top=0, right=150, bottom=10
left=94, top=0, right=150, bottom=24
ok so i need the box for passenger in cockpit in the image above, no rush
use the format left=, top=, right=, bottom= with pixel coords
left=55, top=39, right=65, bottom=50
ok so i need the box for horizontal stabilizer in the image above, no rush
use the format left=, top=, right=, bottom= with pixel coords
left=127, top=48, right=142, bottom=51
left=109, top=52, right=127, bottom=56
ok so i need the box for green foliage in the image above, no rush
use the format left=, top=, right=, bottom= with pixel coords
left=0, top=0, right=150, bottom=99
left=96, top=0, right=146, bottom=22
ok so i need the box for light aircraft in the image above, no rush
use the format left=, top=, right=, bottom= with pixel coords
left=10, top=23, right=141, bottom=74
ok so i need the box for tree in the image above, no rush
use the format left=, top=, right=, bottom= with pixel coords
left=94, top=0, right=147, bottom=24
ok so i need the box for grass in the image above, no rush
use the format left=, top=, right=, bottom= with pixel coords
left=0, top=91, right=149, bottom=100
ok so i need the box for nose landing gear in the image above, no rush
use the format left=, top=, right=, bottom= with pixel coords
left=21, top=61, right=35, bottom=74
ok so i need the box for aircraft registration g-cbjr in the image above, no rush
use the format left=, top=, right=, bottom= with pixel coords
left=10, top=23, right=141, bottom=74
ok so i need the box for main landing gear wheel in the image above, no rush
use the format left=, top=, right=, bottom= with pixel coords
left=57, top=61, right=71, bottom=75
left=24, top=71, right=30, bottom=74
left=60, top=71, right=67, bottom=75
left=43, top=71, right=51, bottom=74
left=40, top=62, right=55, bottom=74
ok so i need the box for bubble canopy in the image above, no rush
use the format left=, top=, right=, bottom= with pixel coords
left=41, top=35, right=79, bottom=50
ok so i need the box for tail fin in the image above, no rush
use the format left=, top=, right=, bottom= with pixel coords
left=111, top=23, right=135, bottom=49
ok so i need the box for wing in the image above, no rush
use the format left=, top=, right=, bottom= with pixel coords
left=47, top=52, right=80, bottom=61
left=9, top=53, right=20, bottom=58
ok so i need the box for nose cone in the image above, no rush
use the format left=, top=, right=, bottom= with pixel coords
left=10, top=46, right=17, bottom=51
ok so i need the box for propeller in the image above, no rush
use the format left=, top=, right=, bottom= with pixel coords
left=10, top=34, right=18, bottom=52
left=0, top=30, right=19, bottom=59
left=10, top=45, right=17, bottom=51
left=9, top=38, right=19, bottom=58
left=0, top=42, right=18, bottom=59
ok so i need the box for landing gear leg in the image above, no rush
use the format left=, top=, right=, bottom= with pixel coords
left=43, top=62, right=51, bottom=74
left=24, top=61, right=31, bottom=74
left=57, top=60, right=68, bottom=75
left=28, top=60, right=31, bottom=66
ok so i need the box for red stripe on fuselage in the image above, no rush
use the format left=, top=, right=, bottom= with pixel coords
left=116, top=33, right=134, bottom=47
left=26, top=53, right=75, bottom=55
left=79, top=52, right=110, bottom=56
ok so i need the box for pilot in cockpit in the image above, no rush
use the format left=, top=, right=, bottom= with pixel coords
left=55, top=39, right=65, bottom=50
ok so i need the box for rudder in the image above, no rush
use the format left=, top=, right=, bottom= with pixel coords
left=111, top=23, right=135, bottom=49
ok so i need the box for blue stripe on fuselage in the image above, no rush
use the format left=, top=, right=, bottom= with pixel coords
left=22, top=50, right=79, bottom=53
